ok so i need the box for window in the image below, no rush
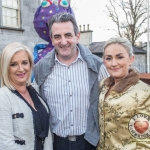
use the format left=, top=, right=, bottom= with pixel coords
left=2, top=0, right=20, bottom=28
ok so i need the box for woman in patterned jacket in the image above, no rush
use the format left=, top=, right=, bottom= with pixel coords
left=0, top=43, right=52, bottom=150
left=97, top=37, right=150, bottom=149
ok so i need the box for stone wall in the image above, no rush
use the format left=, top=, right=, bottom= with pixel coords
left=132, top=54, right=146, bottom=73
left=79, top=24, right=93, bottom=47
left=79, top=31, right=93, bottom=47
left=0, top=0, right=46, bottom=52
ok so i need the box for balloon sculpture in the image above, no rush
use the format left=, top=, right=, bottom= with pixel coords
left=33, top=0, right=75, bottom=64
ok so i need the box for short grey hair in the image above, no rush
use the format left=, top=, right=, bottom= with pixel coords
left=103, top=37, right=134, bottom=56
left=47, top=12, right=79, bottom=37
left=0, top=43, right=34, bottom=90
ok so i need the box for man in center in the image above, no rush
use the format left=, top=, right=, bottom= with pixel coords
left=34, top=12, right=109, bottom=150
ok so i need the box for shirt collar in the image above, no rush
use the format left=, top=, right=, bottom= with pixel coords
left=55, top=46, right=84, bottom=64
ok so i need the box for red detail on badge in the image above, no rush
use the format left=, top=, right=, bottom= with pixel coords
left=134, top=121, right=149, bottom=134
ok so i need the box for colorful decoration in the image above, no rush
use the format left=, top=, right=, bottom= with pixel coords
left=33, top=0, right=74, bottom=64
left=41, top=0, right=52, bottom=7
left=59, top=0, right=69, bottom=7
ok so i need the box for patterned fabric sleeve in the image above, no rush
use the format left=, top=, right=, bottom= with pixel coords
left=135, top=90, right=150, bottom=149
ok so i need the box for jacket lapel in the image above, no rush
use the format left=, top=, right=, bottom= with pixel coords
left=78, top=44, right=99, bottom=95
left=34, top=49, right=55, bottom=86
left=78, top=44, right=100, bottom=128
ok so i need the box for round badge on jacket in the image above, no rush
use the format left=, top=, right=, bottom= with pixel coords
left=128, top=113, right=150, bottom=139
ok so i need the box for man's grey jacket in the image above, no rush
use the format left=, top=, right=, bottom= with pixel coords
left=34, top=44, right=103, bottom=146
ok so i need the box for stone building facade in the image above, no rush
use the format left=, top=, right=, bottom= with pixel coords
left=0, top=0, right=45, bottom=52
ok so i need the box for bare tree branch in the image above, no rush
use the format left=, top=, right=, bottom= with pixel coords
left=105, top=0, right=147, bottom=46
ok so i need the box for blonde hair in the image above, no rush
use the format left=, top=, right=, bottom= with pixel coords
left=0, top=43, right=34, bottom=90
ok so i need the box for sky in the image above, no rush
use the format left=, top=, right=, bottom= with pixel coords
left=71, top=0, right=147, bottom=43
left=71, top=0, right=117, bottom=42
left=40, top=0, right=147, bottom=43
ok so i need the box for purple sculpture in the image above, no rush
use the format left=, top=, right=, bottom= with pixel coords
left=33, top=0, right=74, bottom=64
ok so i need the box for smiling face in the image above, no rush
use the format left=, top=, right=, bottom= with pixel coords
left=51, top=21, right=80, bottom=64
left=8, top=50, right=31, bottom=87
left=103, top=43, right=134, bottom=81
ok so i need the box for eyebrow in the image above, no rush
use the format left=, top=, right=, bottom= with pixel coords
left=10, top=60, right=29, bottom=63
left=53, top=34, right=60, bottom=37
left=105, top=53, right=124, bottom=57
left=65, top=33, right=72, bottom=35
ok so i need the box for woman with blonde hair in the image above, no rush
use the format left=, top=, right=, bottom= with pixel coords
left=97, top=37, right=150, bottom=149
left=0, top=43, right=52, bottom=150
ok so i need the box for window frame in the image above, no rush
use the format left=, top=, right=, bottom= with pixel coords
left=0, top=0, right=25, bottom=32
left=1, top=0, right=21, bottom=29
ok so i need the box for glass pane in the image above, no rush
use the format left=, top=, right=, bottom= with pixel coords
left=3, top=16, right=7, bottom=25
left=12, top=18, right=18, bottom=26
left=2, top=8, right=6, bottom=16
left=12, top=9, right=17, bottom=17
left=6, top=8, right=11, bottom=17
left=6, top=17, right=11, bottom=25
left=7, top=0, right=13, bottom=7
left=13, top=0, right=18, bottom=9
left=2, top=0, right=7, bottom=6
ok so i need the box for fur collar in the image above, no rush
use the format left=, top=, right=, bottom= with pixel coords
left=104, top=68, right=139, bottom=93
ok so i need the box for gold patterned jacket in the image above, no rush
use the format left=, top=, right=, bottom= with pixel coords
left=97, top=69, right=150, bottom=150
